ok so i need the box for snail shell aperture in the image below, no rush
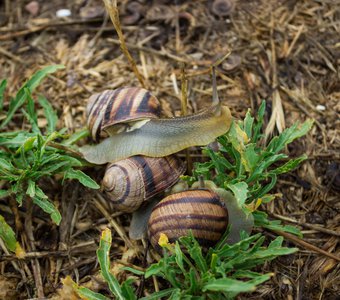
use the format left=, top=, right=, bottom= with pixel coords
left=103, top=155, right=186, bottom=213
left=148, top=189, right=229, bottom=250
left=87, top=87, right=162, bottom=140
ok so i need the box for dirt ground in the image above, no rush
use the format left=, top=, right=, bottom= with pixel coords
left=0, top=0, right=339, bottom=299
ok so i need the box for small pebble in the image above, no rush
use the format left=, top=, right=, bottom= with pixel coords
left=25, top=1, right=40, bottom=16
left=316, top=104, right=326, bottom=111
left=56, top=9, right=72, bottom=18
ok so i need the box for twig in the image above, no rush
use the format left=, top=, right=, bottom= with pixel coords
left=107, top=38, right=214, bottom=66
left=270, top=229, right=340, bottom=262
left=180, top=65, right=192, bottom=175
left=102, top=0, right=145, bottom=88
left=25, top=198, right=44, bottom=298
left=0, top=245, right=96, bottom=261
left=94, top=192, right=135, bottom=249
left=0, top=46, right=28, bottom=64
left=271, top=213, right=340, bottom=237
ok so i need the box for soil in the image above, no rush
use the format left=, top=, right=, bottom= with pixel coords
left=0, top=0, right=339, bottom=299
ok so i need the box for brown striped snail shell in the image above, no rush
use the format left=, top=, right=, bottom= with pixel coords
left=87, top=87, right=162, bottom=141
left=102, top=155, right=186, bottom=213
left=148, top=189, right=229, bottom=250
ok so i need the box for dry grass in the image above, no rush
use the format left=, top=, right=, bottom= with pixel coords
left=0, top=0, right=339, bottom=299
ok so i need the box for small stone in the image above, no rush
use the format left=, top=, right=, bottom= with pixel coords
left=316, top=104, right=326, bottom=111
left=25, top=1, right=40, bottom=16
left=211, top=0, right=234, bottom=17
left=56, top=9, right=72, bottom=18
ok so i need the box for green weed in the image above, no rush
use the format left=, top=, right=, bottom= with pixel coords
left=0, top=66, right=99, bottom=252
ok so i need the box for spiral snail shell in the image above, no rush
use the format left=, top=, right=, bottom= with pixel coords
left=103, top=155, right=186, bottom=213
left=148, top=189, right=229, bottom=250
left=87, top=87, right=162, bottom=140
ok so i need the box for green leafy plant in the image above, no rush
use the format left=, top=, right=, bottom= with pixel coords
left=71, top=228, right=297, bottom=299
left=0, top=66, right=99, bottom=252
left=185, top=101, right=313, bottom=236
left=69, top=102, right=312, bottom=299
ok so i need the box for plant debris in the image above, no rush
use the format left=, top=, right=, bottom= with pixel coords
left=0, top=0, right=339, bottom=299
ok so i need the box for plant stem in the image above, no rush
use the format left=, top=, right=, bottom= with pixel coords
left=103, top=0, right=146, bottom=88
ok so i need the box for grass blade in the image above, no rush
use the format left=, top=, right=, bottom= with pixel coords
left=38, top=95, right=58, bottom=133
left=97, top=228, right=125, bottom=300
left=0, top=214, right=17, bottom=252
left=203, top=278, right=258, bottom=293
left=32, top=195, right=61, bottom=225
left=0, top=65, right=64, bottom=129
left=63, top=169, right=100, bottom=189
left=0, top=79, right=7, bottom=112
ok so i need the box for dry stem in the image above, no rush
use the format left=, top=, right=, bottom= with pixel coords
left=102, top=0, right=146, bottom=88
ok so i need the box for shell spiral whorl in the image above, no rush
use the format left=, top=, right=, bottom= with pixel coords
left=103, top=155, right=186, bottom=213
left=87, top=87, right=162, bottom=140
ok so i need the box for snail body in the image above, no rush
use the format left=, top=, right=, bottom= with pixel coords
left=103, top=155, right=186, bottom=213
left=87, top=87, right=161, bottom=140
left=148, top=189, right=229, bottom=250
left=81, top=104, right=232, bottom=164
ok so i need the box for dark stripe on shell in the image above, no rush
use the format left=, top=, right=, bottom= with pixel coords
left=148, top=213, right=228, bottom=227
left=103, top=88, right=122, bottom=125
left=131, top=156, right=157, bottom=196
left=88, top=92, right=110, bottom=139
left=148, top=221, right=227, bottom=237
left=87, top=93, right=100, bottom=117
left=138, top=91, right=157, bottom=114
left=153, top=195, right=224, bottom=211
left=111, top=88, right=139, bottom=123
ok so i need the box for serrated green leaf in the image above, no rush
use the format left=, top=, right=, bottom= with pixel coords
left=64, top=169, right=99, bottom=189
left=75, top=286, right=110, bottom=300
left=0, top=158, right=15, bottom=171
left=286, top=119, right=314, bottom=144
left=226, top=182, right=248, bottom=207
left=0, top=190, right=11, bottom=199
left=120, top=266, right=144, bottom=276
left=139, top=288, right=178, bottom=300
left=121, top=278, right=137, bottom=300
left=32, top=196, right=61, bottom=225
left=175, top=241, right=185, bottom=273
left=145, top=261, right=164, bottom=278
left=243, top=144, right=259, bottom=172
left=252, top=174, right=277, bottom=199
left=272, top=155, right=307, bottom=175
left=26, top=180, right=35, bottom=198
left=38, top=95, right=58, bottom=134
left=0, top=79, right=7, bottom=112
left=62, top=128, right=90, bottom=145
left=0, top=132, right=36, bottom=147
left=203, top=278, right=257, bottom=293
left=244, top=109, right=254, bottom=139
left=24, top=88, right=40, bottom=134
left=268, top=236, right=283, bottom=248
left=35, top=185, right=48, bottom=199
left=180, top=234, right=207, bottom=273
left=0, top=65, right=64, bottom=129
left=0, top=215, right=17, bottom=252
left=252, top=100, right=266, bottom=143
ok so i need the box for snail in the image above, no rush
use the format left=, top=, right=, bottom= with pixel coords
left=148, top=189, right=229, bottom=250
left=102, top=155, right=186, bottom=213
left=80, top=70, right=232, bottom=164
left=147, top=180, right=254, bottom=251
left=86, top=87, right=162, bottom=141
